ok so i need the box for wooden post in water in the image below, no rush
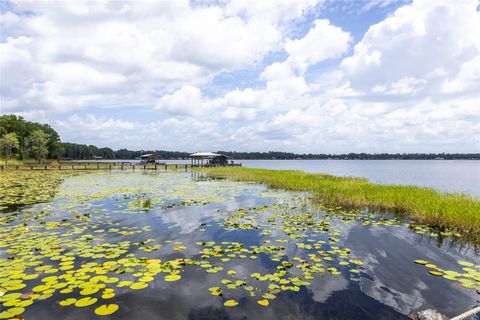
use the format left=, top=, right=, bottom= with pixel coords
left=165, top=164, right=167, bottom=170
left=144, top=165, right=146, bottom=170
left=97, top=163, right=99, bottom=170
left=45, top=165, right=47, bottom=170
left=133, top=165, right=135, bottom=171
left=30, top=165, right=33, bottom=170
left=109, top=164, right=111, bottom=170
left=121, top=164, right=123, bottom=170
left=175, top=164, right=178, bottom=170
left=155, top=164, right=157, bottom=170
left=59, top=165, right=61, bottom=170
left=185, top=164, right=187, bottom=171
left=16, top=165, right=19, bottom=170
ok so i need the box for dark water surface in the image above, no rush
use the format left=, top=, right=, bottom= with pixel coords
left=1, top=171, right=478, bottom=320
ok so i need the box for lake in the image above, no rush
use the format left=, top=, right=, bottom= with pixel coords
left=157, top=160, right=480, bottom=197
left=0, top=170, right=478, bottom=320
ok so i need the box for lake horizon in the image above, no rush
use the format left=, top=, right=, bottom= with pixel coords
left=82, top=159, right=480, bottom=198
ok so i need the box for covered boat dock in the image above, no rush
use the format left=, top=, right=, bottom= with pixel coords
left=139, top=153, right=159, bottom=164
left=190, top=152, right=241, bottom=167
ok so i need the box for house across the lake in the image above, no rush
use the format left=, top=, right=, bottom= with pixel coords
left=189, top=152, right=240, bottom=167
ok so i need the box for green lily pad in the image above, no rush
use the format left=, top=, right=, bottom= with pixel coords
left=224, top=299, right=238, bottom=307
left=95, top=304, right=119, bottom=316
left=164, top=274, right=181, bottom=282
left=75, top=297, right=98, bottom=307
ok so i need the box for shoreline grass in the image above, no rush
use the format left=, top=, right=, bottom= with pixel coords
left=198, top=167, right=480, bottom=241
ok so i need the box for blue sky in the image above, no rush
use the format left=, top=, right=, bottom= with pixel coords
left=0, top=0, right=479, bottom=152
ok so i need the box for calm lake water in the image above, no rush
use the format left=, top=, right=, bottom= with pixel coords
left=242, top=160, right=480, bottom=197
left=0, top=170, right=479, bottom=320
left=157, top=160, right=480, bottom=197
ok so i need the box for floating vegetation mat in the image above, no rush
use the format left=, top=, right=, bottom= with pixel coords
left=0, top=171, right=478, bottom=319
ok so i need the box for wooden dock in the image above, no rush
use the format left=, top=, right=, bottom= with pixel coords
left=0, top=162, right=242, bottom=171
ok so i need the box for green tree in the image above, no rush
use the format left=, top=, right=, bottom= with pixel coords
left=25, top=130, right=49, bottom=163
left=0, top=132, right=20, bottom=164
left=0, top=115, right=62, bottom=159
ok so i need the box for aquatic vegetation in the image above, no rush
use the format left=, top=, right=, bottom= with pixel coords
left=258, top=299, right=269, bottom=306
left=0, top=170, right=77, bottom=211
left=198, top=167, right=480, bottom=242
left=142, top=197, right=152, bottom=210
left=0, top=170, right=477, bottom=319
left=415, top=259, right=480, bottom=290
left=0, top=170, right=371, bottom=317
left=95, top=303, right=119, bottom=316
left=224, top=299, right=238, bottom=307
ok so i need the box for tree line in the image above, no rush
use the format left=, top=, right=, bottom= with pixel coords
left=0, top=115, right=62, bottom=163
left=218, top=151, right=480, bottom=160
left=1, top=114, right=479, bottom=162
left=61, top=144, right=190, bottom=160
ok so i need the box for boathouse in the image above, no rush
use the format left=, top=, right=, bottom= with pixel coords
left=139, top=153, right=157, bottom=164
left=190, top=152, right=229, bottom=167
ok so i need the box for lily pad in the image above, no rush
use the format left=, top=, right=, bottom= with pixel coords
left=75, top=297, right=98, bottom=307
left=257, top=299, right=269, bottom=306
left=224, top=299, right=239, bottom=307
left=130, top=282, right=148, bottom=290
left=164, top=274, right=181, bottom=282
left=59, top=298, right=77, bottom=306
left=95, top=304, right=119, bottom=316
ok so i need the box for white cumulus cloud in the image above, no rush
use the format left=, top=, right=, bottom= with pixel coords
left=1, top=0, right=479, bottom=153
left=340, top=0, right=480, bottom=99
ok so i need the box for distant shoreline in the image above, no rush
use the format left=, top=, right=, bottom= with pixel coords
left=63, top=158, right=480, bottom=161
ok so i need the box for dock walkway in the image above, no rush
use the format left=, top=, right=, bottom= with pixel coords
left=0, top=162, right=241, bottom=171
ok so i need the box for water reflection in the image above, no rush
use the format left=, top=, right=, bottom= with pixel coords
left=346, top=226, right=479, bottom=316
left=1, top=171, right=479, bottom=320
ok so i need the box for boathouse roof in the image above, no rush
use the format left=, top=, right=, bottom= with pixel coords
left=140, top=153, right=155, bottom=158
left=190, top=152, right=225, bottom=158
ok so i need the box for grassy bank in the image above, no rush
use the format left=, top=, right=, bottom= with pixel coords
left=198, top=167, right=480, bottom=239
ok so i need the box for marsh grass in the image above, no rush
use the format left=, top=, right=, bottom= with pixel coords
left=199, top=167, right=480, bottom=241
left=142, top=197, right=152, bottom=210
